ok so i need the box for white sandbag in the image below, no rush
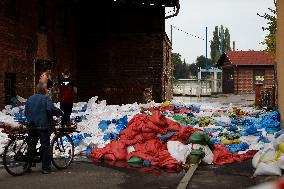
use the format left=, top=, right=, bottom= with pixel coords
left=127, top=146, right=135, bottom=154
left=277, top=155, right=284, bottom=169
left=253, top=162, right=282, bottom=176
left=192, top=144, right=214, bottom=164
left=252, top=151, right=261, bottom=169
left=167, top=141, right=191, bottom=164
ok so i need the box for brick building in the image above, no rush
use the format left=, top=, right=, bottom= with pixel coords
left=0, top=0, right=178, bottom=108
left=217, top=51, right=276, bottom=94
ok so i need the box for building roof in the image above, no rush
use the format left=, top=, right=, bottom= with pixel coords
left=217, top=51, right=275, bottom=66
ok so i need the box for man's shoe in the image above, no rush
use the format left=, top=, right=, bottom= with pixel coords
left=42, top=170, right=51, bottom=174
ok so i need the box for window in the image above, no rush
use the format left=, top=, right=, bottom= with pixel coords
left=4, top=0, right=18, bottom=21
left=254, top=70, right=265, bottom=84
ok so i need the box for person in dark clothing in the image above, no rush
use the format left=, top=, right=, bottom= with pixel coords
left=58, top=68, right=77, bottom=127
left=25, top=83, right=63, bottom=174
left=39, top=67, right=54, bottom=98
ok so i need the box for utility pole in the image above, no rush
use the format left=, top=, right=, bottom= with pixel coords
left=205, top=27, right=208, bottom=69
left=171, top=25, right=173, bottom=44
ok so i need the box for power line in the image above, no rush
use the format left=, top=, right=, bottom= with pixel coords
left=172, top=25, right=205, bottom=41
left=171, top=25, right=213, bottom=43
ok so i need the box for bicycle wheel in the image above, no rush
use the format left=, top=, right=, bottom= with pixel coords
left=3, top=138, right=31, bottom=176
left=51, top=133, right=74, bottom=169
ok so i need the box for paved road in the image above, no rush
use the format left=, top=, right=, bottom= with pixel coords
left=0, top=161, right=185, bottom=189
left=1, top=160, right=275, bottom=189
left=187, top=160, right=276, bottom=189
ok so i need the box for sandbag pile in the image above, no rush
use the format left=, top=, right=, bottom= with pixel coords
left=252, top=132, right=284, bottom=176
left=0, top=96, right=281, bottom=172
left=90, top=112, right=198, bottom=170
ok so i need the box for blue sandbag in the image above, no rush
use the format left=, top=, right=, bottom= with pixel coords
left=103, top=134, right=110, bottom=142
left=275, top=130, right=284, bottom=138
left=143, top=160, right=151, bottom=167
left=86, top=145, right=94, bottom=157
left=258, top=136, right=270, bottom=143
left=210, top=137, right=221, bottom=144
left=226, top=142, right=249, bottom=153
left=82, top=104, right=87, bottom=112
left=187, top=112, right=195, bottom=117
left=161, top=131, right=176, bottom=143
left=228, top=125, right=238, bottom=131
left=99, top=120, right=111, bottom=132
left=210, top=120, right=227, bottom=127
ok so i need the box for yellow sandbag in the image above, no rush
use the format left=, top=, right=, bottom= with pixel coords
left=221, top=139, right=241, bottom=145
left=160, top=101, right=171, bottom=107
left=279, top=143, right=284, bottom=153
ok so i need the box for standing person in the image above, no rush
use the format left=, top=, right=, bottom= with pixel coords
left=58, top=68, right=77, bottom=127
left=39, top=67, right=54, bottom=98
left=25, top=83, right=63, bottom=174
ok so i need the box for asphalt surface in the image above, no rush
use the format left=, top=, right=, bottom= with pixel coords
left=0, top=160, right=185, bottom=189
left=0, top=159, right=278, bottom=189
left=187, top=160, right=278, bottom=189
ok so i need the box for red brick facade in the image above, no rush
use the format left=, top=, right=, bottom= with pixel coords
left=219, top=51, right=276, bottom=94
left=234, top=66, right=275, bottom=94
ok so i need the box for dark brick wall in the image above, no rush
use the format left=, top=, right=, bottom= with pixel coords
left=0, top=0, right=38, bottom=108
left=75, top=3, right=172, bottom=104
left=0, top=0, right=173, bottom=107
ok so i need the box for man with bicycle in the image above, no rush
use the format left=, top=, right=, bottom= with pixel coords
left=25, top=83, right=63, bottom=174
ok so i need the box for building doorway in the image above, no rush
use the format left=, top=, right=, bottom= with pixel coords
left=4, top=73, right=16, bottom=105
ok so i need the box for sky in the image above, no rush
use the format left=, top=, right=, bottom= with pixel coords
left=165, top=0, right=275, bottom=64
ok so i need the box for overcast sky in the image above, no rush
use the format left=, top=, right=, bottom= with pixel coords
left=165, top=0, right=275, bottom=64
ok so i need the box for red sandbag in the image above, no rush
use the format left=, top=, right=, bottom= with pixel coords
left=123, top=134, right=145, bottom=146
left=166, top=119, right=181, bottom=131
left=133, top=139, right=165, bottom=155
left=233, top=150, right=257, bottom=162
left=142, top=121, right=167, bottom=134
left=91, top=141, right=127, bottom=161
left=104, top=154, right=116, bottom=161
left=110, top=141, right=127, bottom=160
left=148, top=111, right=167, bottom=127
left=151, top=150, right=181, bottom=170
left=141, top=132, right=157, bottom=140
left=213, top=144, right=234, bottom=165
left=170, top=126, right=197, bottom=143
left=127, top=151, right=153, bottom=162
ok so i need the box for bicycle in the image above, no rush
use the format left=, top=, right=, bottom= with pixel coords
left=2, top=118, right=79, bottom=176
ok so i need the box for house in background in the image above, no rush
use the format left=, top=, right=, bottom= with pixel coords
left=217, top=51, right=275, bottom=94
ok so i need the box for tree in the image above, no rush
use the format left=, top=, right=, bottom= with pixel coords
left=210, top=26, right=221, bottom=65
left=210, top=25, right=232, bottom=65
left=258, top=4, right=277, bottom=54
left=173, top=53, right=190, bottom=79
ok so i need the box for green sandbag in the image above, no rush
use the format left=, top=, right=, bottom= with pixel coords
left=186, top=148, right=206, bottom=164
left=128, top=157, right=143, bottom=168
left=186, top=131, right=215, bottom=150
left=128, top=157, right=143, bottom=164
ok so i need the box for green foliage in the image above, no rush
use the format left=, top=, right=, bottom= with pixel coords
left=210, top=25, right=232, bottom=65
left=172, top=53, right=212, bottom=79
left=258, top=7, right=277, bottom=54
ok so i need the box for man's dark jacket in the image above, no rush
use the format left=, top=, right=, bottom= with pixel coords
left=25, top=94, right=63, bottom=130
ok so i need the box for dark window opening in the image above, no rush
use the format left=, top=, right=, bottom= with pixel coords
left=4, top=73, right=16, bottom=105
left=38, top=0, right=47, bottom=32
left=4, top=0, right=19, bottom=21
